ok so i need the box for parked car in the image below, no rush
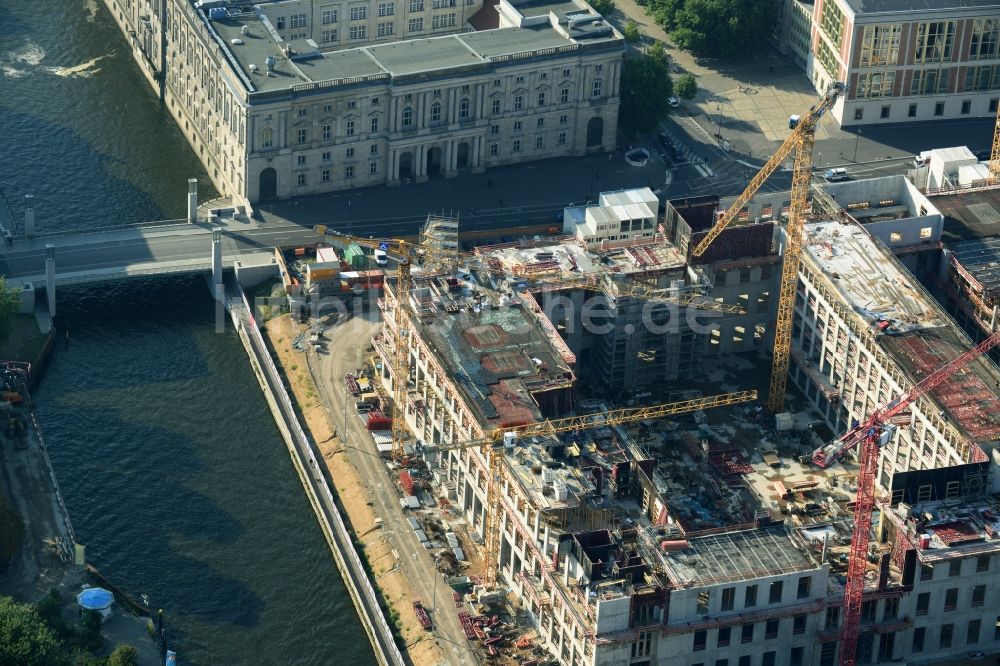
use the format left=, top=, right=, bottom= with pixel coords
left=824, top=168, right=849, bottom=182
left=667, top=96, right=680, bottom=108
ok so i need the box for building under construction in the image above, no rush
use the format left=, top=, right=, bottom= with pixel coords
left=364, top=182, right=1000, bottom=666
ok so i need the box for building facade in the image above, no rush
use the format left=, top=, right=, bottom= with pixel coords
left=787, top=0, right=1000, bottom=125
left=100, top=0, right=624, bottom=207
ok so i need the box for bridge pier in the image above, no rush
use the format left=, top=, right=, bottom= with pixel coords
left=24, top=194, right=35, bottom=237
left=45, top=244, right=55, bottom=319
left=187, top=179, right=198, bottom=224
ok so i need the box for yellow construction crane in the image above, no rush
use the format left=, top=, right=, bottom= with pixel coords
left=991, top=101, right=1000, bottom=182
left=435, top=390, right=758, bottom=587
left=690, top=81, right=847, bottom=413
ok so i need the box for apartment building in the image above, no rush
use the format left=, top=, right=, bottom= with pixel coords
left=787, top=0, right=1000, bottom=125
left=101, top=0, right=624, bottom=206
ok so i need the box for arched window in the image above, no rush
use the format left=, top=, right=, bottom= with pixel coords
left=402, top=106, right=413, bottom=128
left=261, top=127, right=273, bottom=149
left=459, top=98, right=471, bottom=120
left=431, top=102, right=442, bottom=123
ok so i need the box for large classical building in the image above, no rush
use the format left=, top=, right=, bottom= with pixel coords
left=100, top=0, right=624, bottom=206
left=775, top=0, right=1000, bottom=126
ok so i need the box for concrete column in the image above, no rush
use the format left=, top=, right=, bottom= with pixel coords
left=45, top=244, right=55, bottom=318
left=212, top=228, right=223, bottom=285
left=187, top=178, right=198, bottom=223
left=23, top=194, right=35, bottom=236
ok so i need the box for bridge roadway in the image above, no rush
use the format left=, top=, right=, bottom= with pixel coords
left=0, top=207, right=561, bottom=286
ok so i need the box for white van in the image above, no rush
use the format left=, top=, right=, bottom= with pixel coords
left=824, top=168, right=848, bottom=182
left=373, top=248, right=388, bottom=266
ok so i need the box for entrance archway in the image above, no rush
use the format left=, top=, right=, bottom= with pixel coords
left=259, top=167, right=277, bottom=200
left=457, top=142, right=470, bottom=170
left=586, top=116, right=604, bottom=148
left=399, top=151, right=414, bottom=180
left=426, top=146, right=443, bottom=177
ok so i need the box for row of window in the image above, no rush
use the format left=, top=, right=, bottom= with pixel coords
left=693, top=616, right=808, bottom=651
left=697, top=577, right=812, bottom=614
left=912, top=617, right=1000, bottom=652
left=277, top=0, right=476, bottom=28
left=853, top=19, right=1000, bottom=68
left=295, top=161, right=380, bottom=186
left=920, top=554, right=991, bottom=580
left=690, top=648, right=810, bottom=666
left=852, top=95, right=999, bottom=122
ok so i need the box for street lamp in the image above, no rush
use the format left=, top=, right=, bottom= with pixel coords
left=853, top=127, right=862, bottom=163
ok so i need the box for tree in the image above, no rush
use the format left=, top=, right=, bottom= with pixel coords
left=622, top=20, right=641, bottom=44
left=674, top=73, right=698, bottom=100
left=107, top=643, right=139, bottom=666
left=0, top=277, right=20, bottom=346
left=618, top=52, right=673, bottom=138
left=76, top=610, right=103, bottom=653
left=0, top=596, right=69, bottom=666
left=589, top=0, right=615, bottom=16
left=34, top=589, right=71, bottom=643
left=645, top=0, right=778, bottom=58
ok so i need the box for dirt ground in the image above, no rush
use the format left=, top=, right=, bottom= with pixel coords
left=263, top=314, right=449, bottom=666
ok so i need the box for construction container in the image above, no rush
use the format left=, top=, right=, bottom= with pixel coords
left=344, top=243, right=367, bottom=269
left=661, top=540, right=690, bottom=551
left=400, top=470, right=415, bottom=495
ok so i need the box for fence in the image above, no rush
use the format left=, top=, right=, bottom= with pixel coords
left=226, top=284, right=404, bottom=666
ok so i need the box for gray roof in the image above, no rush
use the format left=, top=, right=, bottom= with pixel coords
left=843, top=0, right=1000, bottom=14
left=366, top=36, right=485, bottom=77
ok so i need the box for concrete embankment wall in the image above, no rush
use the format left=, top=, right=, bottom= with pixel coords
left=223, top=283, right=403, bottom=666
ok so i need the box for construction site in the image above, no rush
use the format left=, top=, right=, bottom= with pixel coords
left=283, top=81, right=1000, bottom=666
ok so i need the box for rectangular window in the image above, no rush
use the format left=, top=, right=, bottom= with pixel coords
left=741, top=624, right=754, bottom=644
left=322, top=151, right=331, bottom=161
left=912, top=627, right=925, bottom=653
left=911, top=68, right=950, bottom=95
left=908, top=103, right=917, bottom=117
left=322, top=124, right=332, bottom=140
left=512, top=139, right=520, bottom=153
left=697, top=591, right=710, bottom=614
left=762, top=652, right=775, bottom=666
left=369, top=161, right=378, bottom=175
left=321, top=168, right=331, bottom=182
left=296, top=173, right=306, bottom=187
left=296, top=155, right=306, bottom=166
left=346, top=121, right=354, bottom=137
left=492, top=99, right=501, bottom=114
left=972, top=584, right=986, bottom=607
left=514, top=95, right=524, bottom=112
left=880, top=105, right=891, bottom=118
left=915, top=21, right=956, bottom=63
left=789, top=647, right=803, bottom=666
left=793, top=615, right=806, bottom=635
left=715, top=660, right=728, bottom=666
left=534, top=135, right=544, bottom=149
left=489, top=142, right=498, bottom=156
left=920, top=564, right=933, bottom=581
left=290, top=13, right=307, bottom=28
left=537, top=91, right=545, bottom=107
left=916, top=592, right=930, bottom=616
left=721, top=588, right=735, bottom=611
left=796, top=577, right=811, bottom=599
left=378, top=2, right=394, bottom=15
left=275, top=16, right=285, bottom=29
left=961, top=99, right=972, bottom=114
left=408, top=18, right=423, bottom=31
left=350, top=6, right=367, bottom=20
left=322, top=9, right=338, bottom=24
left=965, top=65, right=1000, bottom=92
left=490, top=125, right=499, bottom=135
left=693, top=630, right=707, bottom=651
left=559, top=114, right=568, bottom=124
left=370, top=117, right=379, bottom=133
left=939, top=623, right=953, bottom=649
left=513, top=120, right=521, bottom=131
left=968, top=619, right=981, bottom=644
left=765, top=620, right=779, bottom=639
left=346, top=147, right=354, bottom=157
left=560, top=88, right=569, bottom=103
left=409, top=0, right=423, bottom=9
left=350, top=25, right=367, bottom=39
left=944, top=588, right=958, bottom=611
left=769, top=581, right=783, bottom=604
left=950, top=559, right=962, bottom=577
left=859, top=24, right=901, bottom=66
left=971, top=18, right=1000, bottom=60
left=718, top=627, right=731, bottom=647
left=321, top=29, right=337, bottom=42
left=377, top=21, right=394, bottom=36
left=558, top=131, right=566, bottom=145
left=977, top=555, right=990, bottom=572
left=297, top=128, right=307, bottom=144
left=345, top=165, right=354, bottom=179
left=745, top=585, right=758, bottom=608
left=738, top=657, right=750, bottom=666
left=592, top=79, right=602, bottom=97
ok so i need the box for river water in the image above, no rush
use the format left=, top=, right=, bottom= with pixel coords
left=0, top=1, right=374, bottom=664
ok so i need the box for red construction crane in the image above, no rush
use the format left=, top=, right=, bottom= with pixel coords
left=812, top=329, right=1000, bottom=666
